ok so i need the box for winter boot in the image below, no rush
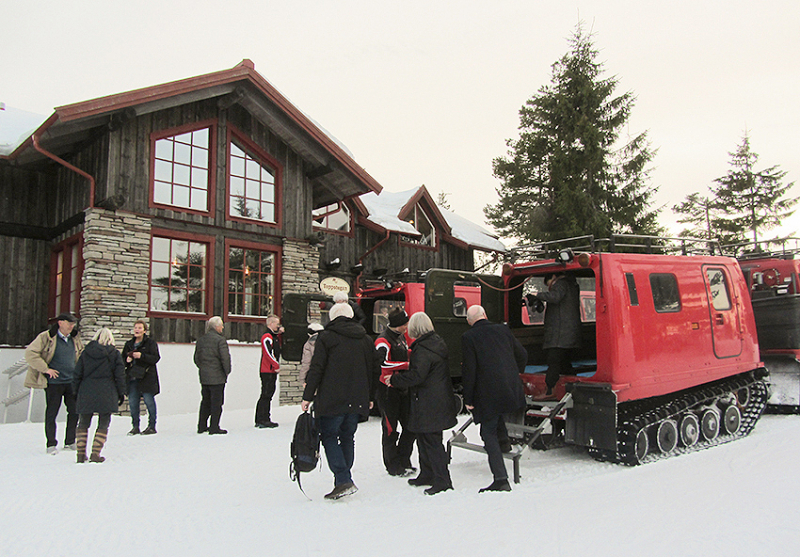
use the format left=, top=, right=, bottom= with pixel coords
left=90, top=429, right=108, bottom=463
left=76, top=428, right=89, bottom=463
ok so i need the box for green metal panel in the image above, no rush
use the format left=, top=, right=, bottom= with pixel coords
left=281, top=293, right=330, bottom=361
left=424, top=269, right=505, bottom=381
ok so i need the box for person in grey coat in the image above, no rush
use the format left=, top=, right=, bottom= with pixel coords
left=194, top=316, right=232, bottom=434
left=527, top=272, right=581, bottom=398
left=73, top=328, right=126, bottom=463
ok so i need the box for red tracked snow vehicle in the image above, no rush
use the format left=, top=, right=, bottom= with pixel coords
left=726, top=238, right=800, bottom=413
left=442, top=235, right=769, bottom=465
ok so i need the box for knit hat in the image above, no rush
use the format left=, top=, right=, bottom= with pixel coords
left=307, top=322, right=324, bottom=335
left=388, top=308, right=409, bottom=328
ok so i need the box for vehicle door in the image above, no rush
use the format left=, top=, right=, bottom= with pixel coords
left=702, top=265, right=743, bottom=358
left=425, top=269, right=505, bottom=379
left=281, top=293, right=331, bottom=361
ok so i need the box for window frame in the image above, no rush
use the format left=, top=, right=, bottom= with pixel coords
left=223, top=238, right=283, bottom=323
left=649, top=273, right=682, bottom=313
left=312, top=201, right=354, bottom=237
left=149, top=120, right=217, bottom=217
left=50, top=234, right=83, bottom=319
left=226, top=126, right=283, bottom=229
left=147, top=228, right=215, bottom=319
left=399, top=203, right=438, bottom=251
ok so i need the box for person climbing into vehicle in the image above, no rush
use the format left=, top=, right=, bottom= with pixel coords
left=526, top=272, right=581, bottom=400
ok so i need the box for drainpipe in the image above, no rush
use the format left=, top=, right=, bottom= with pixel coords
left=355, top=229, right=391, bottom=293
left=32, top=126, right=95, bottom=208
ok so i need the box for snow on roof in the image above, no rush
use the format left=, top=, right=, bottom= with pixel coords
left=0, top=103, right=49, bottom=156
left=439, top=207, right=506, bottom=252
left=359, top=189, right=423, bottom=237
left=359, top=187, right=506, bottom=252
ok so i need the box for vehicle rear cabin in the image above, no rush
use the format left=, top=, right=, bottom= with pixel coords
left=451, top=236, right=769, bottom=466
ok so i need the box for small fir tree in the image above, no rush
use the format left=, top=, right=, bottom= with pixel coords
left=711, top=133, right=797, bottom=244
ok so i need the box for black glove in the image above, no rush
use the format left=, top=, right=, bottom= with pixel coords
left=525, top=294, right=545, bottom=313
left=118, top=395, right=125, bottom=406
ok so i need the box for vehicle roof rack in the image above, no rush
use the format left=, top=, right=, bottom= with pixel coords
left=721, top=237, right=800, bottom=260
left=509, top=234, right=721, bottom=261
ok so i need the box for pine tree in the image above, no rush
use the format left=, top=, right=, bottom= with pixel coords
left=672, top=192, right=719, bottom=241
left=486, top=24, right=661, bottom=243
left=710, top=133, right=797, bottom=244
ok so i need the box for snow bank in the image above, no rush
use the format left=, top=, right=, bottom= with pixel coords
left=1, top=406, right=798, bottom=557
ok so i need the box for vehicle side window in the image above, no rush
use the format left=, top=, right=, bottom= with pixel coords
left=452, top=281, right=481, bottom=318
left=650, top=273, right=680, bottom=313
left=625, top=273, right=639, bottom=306
left=374, top=300, right=405, bottom=334
left=705, top=268, right=732, bottom=311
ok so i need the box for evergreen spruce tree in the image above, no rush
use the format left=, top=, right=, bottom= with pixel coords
left=486, top=24, right=661, bottom=243
left=672, top=192, right=720, bottom=241
left=710, top=133, right=797, bottom=244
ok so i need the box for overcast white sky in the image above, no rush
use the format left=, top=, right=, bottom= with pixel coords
left=3, top=0, right=799, bottom=240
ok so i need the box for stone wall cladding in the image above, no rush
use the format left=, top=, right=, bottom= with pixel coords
left=279, top=238, right=320, bottom=405
left=80, top=209, right=151, bottom=349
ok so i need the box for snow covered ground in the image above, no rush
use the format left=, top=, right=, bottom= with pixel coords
left=2, top=406, right=798, bottom=557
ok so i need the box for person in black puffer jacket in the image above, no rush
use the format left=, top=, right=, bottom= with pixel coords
left=122, top=320, right=161, bottom=435
left=301, top=302, right=380, bottom=500
left=73, top=328, right=126, bottom=463
left=388, top=312, right=457, bottom=496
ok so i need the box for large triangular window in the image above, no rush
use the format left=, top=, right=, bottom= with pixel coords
left=401, top=204, right=436, bottom=247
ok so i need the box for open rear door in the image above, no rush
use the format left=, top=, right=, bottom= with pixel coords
left=424, top=269, right=505, bottom=381
left=281, top=293, right=331, bottom=361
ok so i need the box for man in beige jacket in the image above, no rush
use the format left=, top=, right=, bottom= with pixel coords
left=25, top=313, right=85, bottom=454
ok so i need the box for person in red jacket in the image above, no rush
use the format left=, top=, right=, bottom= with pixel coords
left=375, top=308, right=416, bottom=476
left=255, top=314, right=282, bottom=428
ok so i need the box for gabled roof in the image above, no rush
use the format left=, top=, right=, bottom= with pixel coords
left=354, top=185, right=506, bottom=252
left=2, top=60, right=382, bottom=204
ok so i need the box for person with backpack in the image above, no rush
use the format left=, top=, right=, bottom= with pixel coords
left=301, top=303, right=380, bottom=500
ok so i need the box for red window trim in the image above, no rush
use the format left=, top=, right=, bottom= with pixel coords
left=149, top=120, right=218, bottom=217
left=312, top=200, right=355, bottom=238
left=49, top=233, right=84, bottom=320
left=397, top=203, right=439, bottom=251
left=147, top=228, right=215, bottom=319
left=223, top=238, right=282, bottom=323
left=225, top=125, right=283, bottom=230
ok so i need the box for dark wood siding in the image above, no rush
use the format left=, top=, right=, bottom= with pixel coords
left=319, top=227, right=474, bottom=279
left=0, top=236, right=51, bottom=346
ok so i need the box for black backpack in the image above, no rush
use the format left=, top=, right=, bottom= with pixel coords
left=290, top=404, right=320, bottom=496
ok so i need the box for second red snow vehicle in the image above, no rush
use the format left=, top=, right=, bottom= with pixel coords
left=727, top=238, right=800, bottom=413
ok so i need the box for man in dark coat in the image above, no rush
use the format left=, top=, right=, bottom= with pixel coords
left=301, top=303, right=380, bottom=500
left=461, top=305, right=527, bottom=493
left=194, top=316, right=232, bottom=435
left=527, top=272, right=581, bottom=398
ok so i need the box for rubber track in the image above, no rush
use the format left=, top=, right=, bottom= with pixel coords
left=591, top=372, right=768, bottom=466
